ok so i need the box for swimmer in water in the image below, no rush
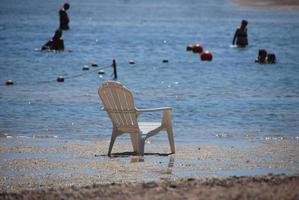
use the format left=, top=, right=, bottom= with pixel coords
left=267, top=53, right=276, bottom=64
left=255, top=49, right=267, bottom=64
left=41, top=30, right=64, bottom=51
left=232, top=20, right=248, bottom=47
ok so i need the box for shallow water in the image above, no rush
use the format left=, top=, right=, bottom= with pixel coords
left=0, top=0, right=299, bottom=145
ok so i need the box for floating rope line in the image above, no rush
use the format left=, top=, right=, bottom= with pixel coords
left=62, top=65, right=111, bottom=81
left=3, top=62, right=117, bottom=87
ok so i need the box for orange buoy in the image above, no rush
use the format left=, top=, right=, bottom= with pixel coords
left=192, top=44, right=203, bottom=53
left=200, top=51, right=213, bottom=61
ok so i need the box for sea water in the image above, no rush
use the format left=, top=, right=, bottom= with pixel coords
left=0, top=0, right=299, bottom=145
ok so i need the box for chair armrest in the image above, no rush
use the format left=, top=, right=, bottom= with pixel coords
left=136, top=107, right=173, bottom=127
left=136, top=107, right=172, bottom=113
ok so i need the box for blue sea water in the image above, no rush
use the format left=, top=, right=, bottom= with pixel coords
left=0, top=0, right=299, bottom=145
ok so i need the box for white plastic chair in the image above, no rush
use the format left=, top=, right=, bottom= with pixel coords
left=98, top=81, right=175, bottom=156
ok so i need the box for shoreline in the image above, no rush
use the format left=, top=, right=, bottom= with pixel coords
left=233, top=0, right=299, bottom=9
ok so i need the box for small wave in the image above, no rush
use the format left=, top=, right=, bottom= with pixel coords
left=1, top=134, right=60, bottom=140
left=33, top=135, right=59, bottom=139
left=0, top=133, right=13, bottom=139
left=263, top=135, right=299, bottom=142
left=264, top=136, right=284, bottom=141
left=215, top=133, right=232, bottom=138
left=16, top=135, right=31, bottom=139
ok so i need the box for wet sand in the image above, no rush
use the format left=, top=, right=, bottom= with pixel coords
left=0, top=138, right=299, bottom=199
left=234, top=0, right=299, bottom=9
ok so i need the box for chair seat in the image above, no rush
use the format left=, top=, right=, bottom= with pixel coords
left=138, top=122, right=162, bottom=135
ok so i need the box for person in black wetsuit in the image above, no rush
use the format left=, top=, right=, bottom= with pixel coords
left=267, top=53, right=276, bottom=64
left=41, top=30, right=64, bottom=51
left=255, top=49, right=267, bottom=64
left=232, top=20, right=248, bottom=47
left=59, top=3, right=70, bottom=30
left=254, top=49, right=277, bottom=64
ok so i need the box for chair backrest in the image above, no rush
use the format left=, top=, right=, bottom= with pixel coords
left=98, top=81, right=139, bottom=131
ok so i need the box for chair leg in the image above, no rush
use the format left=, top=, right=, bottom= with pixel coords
left=108, top=131, right=117, bottom=156
left=166, top=126, right=175, bottom=154
left=132, top=132, right=145, bottom=156
left=138, top=137, right=145, bottom=156
left=130, top=133, right=139, bottom=153
left=162, top=109, right=175, bottom=154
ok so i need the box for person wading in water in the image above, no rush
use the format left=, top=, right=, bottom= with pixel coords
left=232, top=20, right=248, bottom=47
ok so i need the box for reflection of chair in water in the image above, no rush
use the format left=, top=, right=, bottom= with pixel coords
left=166, top=155, right=175, bottom=174
left=98, top=81, right=175, bottom=156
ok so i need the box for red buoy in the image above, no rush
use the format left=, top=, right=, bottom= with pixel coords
left=192, top=44, right=203, bottom=53
left=200, top=51, right=213, bottom=61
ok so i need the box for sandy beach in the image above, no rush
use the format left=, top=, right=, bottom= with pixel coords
left=0, top=138, right=298, bottom=199
left=1, top=174, right=298, bottom=200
